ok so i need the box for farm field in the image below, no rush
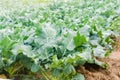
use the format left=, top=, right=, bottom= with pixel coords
left=0, top=0, right=120, bottom=80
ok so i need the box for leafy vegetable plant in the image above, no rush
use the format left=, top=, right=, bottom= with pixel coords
left=0, top=0, right=119, bottom=80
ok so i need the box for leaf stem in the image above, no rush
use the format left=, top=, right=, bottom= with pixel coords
left=40, top=67, right=52, bottom=80
left=10, top=65, right=23, bottom=78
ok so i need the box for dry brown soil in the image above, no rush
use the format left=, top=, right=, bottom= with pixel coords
left=78, top=38, right=120, bottom=80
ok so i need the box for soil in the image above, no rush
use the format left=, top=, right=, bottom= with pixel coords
left=77, top=38, right=120, bottom=80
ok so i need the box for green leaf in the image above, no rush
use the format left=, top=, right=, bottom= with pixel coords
left=105, top=36, right=112, bottom=44
left=93, top=46, right=106, bottom=58
left=50, top=55, right=62, bottom=68
left=77, top=48, right=93, bottom=63
left=31, top=64, right=40, bottom=73
left=71, top=73, right=85, bottom=80
left=63, top=64, right=75, bottom=75
left=0, top=37, right=15, bottom=51
left=52, top=69, right=61, bottom=77
left=74, top=32, right=87, bottom=48
left=17, top=54, right=33, bottom=69
left=67, top=39, right=75, bottom=51
left=11, top=43, right=33, bottom=58
left=0, top=56, right=4, bottom=69
left=97, top=30, right=103, bottom=38
left=64, top=31, right=76, bottom=51
left=42, top=23, right=57, bottom=38
left=94, top=58, right=108, bottom=68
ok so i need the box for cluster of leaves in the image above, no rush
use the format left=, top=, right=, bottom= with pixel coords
left=0, top=0, right=120, bottom=80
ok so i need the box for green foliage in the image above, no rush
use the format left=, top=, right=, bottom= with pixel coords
left=74, top=32, right=87, bottom=48
left=0, top=0, right=119, bottom=79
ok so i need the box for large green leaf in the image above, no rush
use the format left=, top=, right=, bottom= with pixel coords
left=31, top=64, right=40, bottom=73
left=93, top=46, right=106, bottom=58
left=0, top=37, right=15, bottom=51
left=74, top=32, right=87, bottom=48
left=11, top=43, right=33, bottom=58
left=71, top=73, right=85, bottom=80
left=63, top=64, right=75, bottom=75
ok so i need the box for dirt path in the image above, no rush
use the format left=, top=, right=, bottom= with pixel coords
left=78, top=38, right=120, bottom=80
